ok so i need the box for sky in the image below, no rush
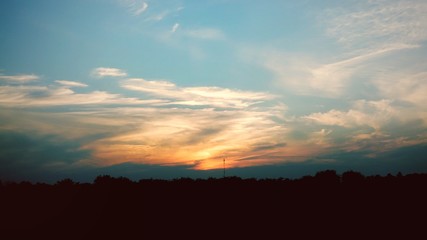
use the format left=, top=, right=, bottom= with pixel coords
left=1, top=0, right=427, bottom=183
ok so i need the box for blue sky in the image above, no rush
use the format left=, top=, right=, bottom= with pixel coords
left=1, top=0, right=427, bottom=182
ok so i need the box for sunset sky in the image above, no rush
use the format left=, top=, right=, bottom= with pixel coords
left=1, top=0, right=427, bottom=182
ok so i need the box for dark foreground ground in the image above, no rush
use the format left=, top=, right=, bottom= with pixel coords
left=1, top=170, right=426, bottom=238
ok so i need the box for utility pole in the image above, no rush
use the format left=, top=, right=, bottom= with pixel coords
left=223, top=158, right=226, bottom=178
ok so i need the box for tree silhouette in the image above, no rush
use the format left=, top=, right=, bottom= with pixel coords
left=314, top=170, right=340, bottom=185
left=56, top=178, right=75, bottom=187
left=94, top=175, right=114, bottom=185
left=342, top=171, right=365, bottom=186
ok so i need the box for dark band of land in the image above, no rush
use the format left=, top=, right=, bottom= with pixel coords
left=1, top=170, right=426, bottom=238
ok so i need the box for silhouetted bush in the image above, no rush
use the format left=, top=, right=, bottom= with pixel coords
left=342, top=171, right=365, bottom=185
left=94, top=175, right=115, bottom=185
left=314, top=170, right=340, bottom=185
left=56, top=178, right=75, bottom=187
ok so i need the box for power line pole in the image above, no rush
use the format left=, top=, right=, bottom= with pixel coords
left=223, top=158, right=226, bottom=178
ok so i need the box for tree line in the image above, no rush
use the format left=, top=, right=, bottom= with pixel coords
left=2, top=169, right=427, bottom=187
left=1, top=170, right=426, bottom=236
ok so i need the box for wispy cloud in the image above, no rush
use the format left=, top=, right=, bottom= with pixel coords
left=121, top=78, right=274, bottom=108
left=55, top=80, right=88, bottom=88
left=303, top=99, right=396, bottom=130
left=146, top=11, right=169, bottom=21
left=324, top=0, right=427, bottom=49
left=251, top=0, right=426, bottom=99
left=375, top=71, right=427, bottom=107
left=0, top=74, right=39, bottom=83
left=79, top=106, right=290, bottom=168
left=3, top=1, right=427, bottom=180
left=121, top=0, right=148, bottom=16
left=171, top=23, right=179, bottom=33
left=263, top=43, right=418, bottom=98
left=145, top=6, right=184, bottom=22
left=91, top=67, right=127, bottom=78
left=299, top=98, right=427, bottom=155
left=0, top=85, right=163, bottom=107
left=1, top=67, right=426, bottom=172
left=0, top=69, right=292, bottom=170
left=134, top=1, right=148, bottom=15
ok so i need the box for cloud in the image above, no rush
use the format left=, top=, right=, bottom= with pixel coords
left=0, top=74, right=39, bottom=83
left=295, top=1, right=427, bottom=98
left=134, top=1, right=148, bottom=15
left=323, top=0, right=427, bottom=49
left=373, top=69, right=427, bottom=126
left=308, top=44, right=417, bottom=95
left=250, top=143, right=287, bottom=152
left=1, top=62, right=425, bottom=176
left=79, top=106, right=290, bottom=169
left=91, top=67, right=127, bottom=78
left=55, top=80, right=88, bottom=88
left=121, top=78, right=274, bottom=108
left=0, top=70, right=291, bottom=171
left=146, top=11, right=169, bottom=21
left=263, top=44, right=418, bottom=98
left=145, top=6, right=184, bottom=22
left=122, top=78, right=176, bottom=93
left=245, top=0, right=426, bottom=99
left=2, top=2, right=427, bottom=181
left=171, top=23, right=180, bottom=33
left=309, top=143, right=427, bottom=176
left=0, top=96, right=290, bottom=170
left=0, top=85, right=164, bottom=107
left=375, top=71, right=427, bottom=106
left=301, top=98, right=427, bottom=155
left=121, top=0, right=148, bottom=16
left=0, top=130, right=91, bottom=182
left=303, top=99, right=396, bottom=130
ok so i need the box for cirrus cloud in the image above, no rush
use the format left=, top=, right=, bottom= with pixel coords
left=0, top=70, right=291, bottom=171
left=121, top=78, right=275, bottom=108
left=55, top=80, right=88, bottom=88
left=0, top=74, right=39, bottom=83
left=120, top=0, right=148, bottom=16
left=91, top=67, right=127, bottom=78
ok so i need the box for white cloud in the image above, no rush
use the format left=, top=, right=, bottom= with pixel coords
left=251, top=0, right=427, bottom=99
left=0, top=85, right=163, bottom=107
left=91, top=67, right=127, bottom=78
left=303, top=99, right=396, bottom=130
left=373, top=70, right=427, bottom=126
left=264, top=43, right=418, bottom=98
left=145, top=6, right=184, bottom=22
left=0, top=75, right=290, bottom=170
left=375, top=71, right=427, bottom=106
left=122, top=78, right=177, bottom=96
left=78, top=106, right=290, bottom=168
left=55, top=80, right=88, bottom=88
left=146, top=11, right=169, bottom=21
left=324, top=0, right=427, bottom=49
left=134, top=1, right=148, bottom=15
left=0, top=74, right=39, bottom=82
left=308, top=128, right=333, bottom=146
left=121, top=78, right=274, bottom=108
left=0, top=76, right=274, bottom=110
left=300, top=98, right=427, bottom=153
left=171, top=23, right=180, bottom=33
left=121, top=0, right=148, bottom=15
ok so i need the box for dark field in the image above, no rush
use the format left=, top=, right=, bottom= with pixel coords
left=1, top=170, right=426, bottom=238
